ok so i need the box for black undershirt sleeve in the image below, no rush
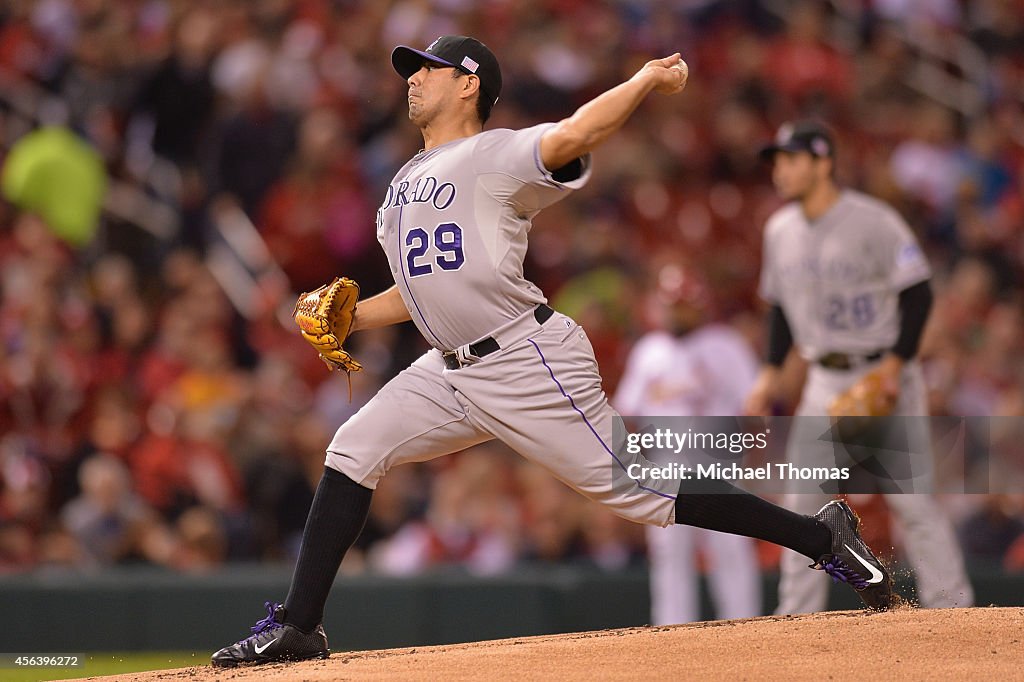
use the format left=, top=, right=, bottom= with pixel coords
left=766, top=304, right=793, bottom=368
left=551, top=157, right=583, bottom=183
left=892, top=279, right=933, bottom=360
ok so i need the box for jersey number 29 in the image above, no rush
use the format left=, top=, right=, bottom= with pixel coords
left=406, top=223, right=465, bottom=277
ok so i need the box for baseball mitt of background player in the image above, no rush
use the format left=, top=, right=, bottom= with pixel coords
left=827, top=367, right=897, bottom=443
left=828, top=368, right=896, bottom=418
left=293, top=276, right=363, bottom=374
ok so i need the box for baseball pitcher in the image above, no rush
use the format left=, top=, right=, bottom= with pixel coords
left=212, top=39, right=895, bottom=667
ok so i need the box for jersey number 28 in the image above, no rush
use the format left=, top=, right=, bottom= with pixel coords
left=406, top=223, right=465, bottom=277
left=825, top=294, right=875, bottom=330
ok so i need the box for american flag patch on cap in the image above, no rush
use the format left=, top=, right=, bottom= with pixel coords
left=461, top=56, right=479, bottom=72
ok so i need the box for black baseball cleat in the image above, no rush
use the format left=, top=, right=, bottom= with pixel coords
left=211, top=602, right=329, bottom=667
left=810, top=500, right=895, bottom=611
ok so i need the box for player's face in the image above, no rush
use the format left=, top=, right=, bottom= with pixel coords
left=771, top=151, right=826, bottom=200
left=665, top=299, right=703, bottom=337
left=406, top=61, right=464, bottom=127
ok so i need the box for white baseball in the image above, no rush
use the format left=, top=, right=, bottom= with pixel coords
left=672, top=59, right=689, bottom=88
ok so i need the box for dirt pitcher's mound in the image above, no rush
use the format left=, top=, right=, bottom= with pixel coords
left=76, top=607, right=1021, bottom=681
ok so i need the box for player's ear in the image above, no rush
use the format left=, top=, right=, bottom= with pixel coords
left=823, top=156, right=836, bottom=180
left=460, top=73, right=481, bottom=101
left=815, top=156, right=832, bottom=180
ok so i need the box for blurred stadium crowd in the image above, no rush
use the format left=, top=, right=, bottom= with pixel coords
left=1, top=0, right=1024, bottom=582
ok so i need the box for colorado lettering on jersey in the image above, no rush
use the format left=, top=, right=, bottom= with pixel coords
left=380, top=176, right=457, bottom=213
left=376, top=176, right=458, bottom=235
left=778, top=255, right=867, bottom=283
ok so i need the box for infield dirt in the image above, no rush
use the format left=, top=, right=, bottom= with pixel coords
left=73, top=606, right=1021, bottom=681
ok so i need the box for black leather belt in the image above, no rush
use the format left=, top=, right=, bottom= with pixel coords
left=443, top=305, right=554, bottom=370
left=817, top=350, right=884, bottom=370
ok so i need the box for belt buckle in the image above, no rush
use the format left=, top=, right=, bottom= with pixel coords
left=443, top=344, right=480, bottom=370
left=819, top=352, right=851, bottom=370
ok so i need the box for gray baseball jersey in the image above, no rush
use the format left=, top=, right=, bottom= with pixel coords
left=758, top=189, right=931, bottom=361
left=326, top=123, right=679, bottom=528
left=375, top=123, right=589, bottom=350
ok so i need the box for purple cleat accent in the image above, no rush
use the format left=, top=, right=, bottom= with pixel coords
left=819, top=556, right=870, bottom=589
left=211, top=601, right=329, bottom=667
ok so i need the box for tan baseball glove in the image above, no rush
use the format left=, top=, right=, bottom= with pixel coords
left=828, top=368, right=896, bottom=418
left=293, top=276, right=363, bottom=374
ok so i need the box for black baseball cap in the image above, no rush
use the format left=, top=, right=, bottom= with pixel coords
left=391, top=35, right=503, bottom=106
left=759, top=121, right=836, bottom=161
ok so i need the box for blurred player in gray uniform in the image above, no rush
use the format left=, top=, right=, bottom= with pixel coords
left=615, top=264, right=762, bottom=624
left=745, top=121, right=973, bottom=614
left=213, top=40, right=896, bottom=667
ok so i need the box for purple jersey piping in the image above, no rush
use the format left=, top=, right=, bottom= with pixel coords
left=527, top=338, right=677, bottom=501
